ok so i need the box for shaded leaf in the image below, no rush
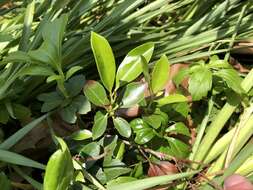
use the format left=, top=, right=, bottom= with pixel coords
left=18, top=65, right=55, bottom=76
left=0, top=149, right=45, bottom=169
left=59, top=105, right=77, bottom=124
left=38, top=92, right=63, bottom=112
left=65, top=75, right=86, bottom=97
left=72, top=95, right=91, bottom=115
left=0, top=172, right=11, bottom=190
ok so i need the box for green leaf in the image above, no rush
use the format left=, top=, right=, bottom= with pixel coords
left=70, top=129, right=92, bottom=141
left=0, top=114, right=47, bottom=150
left=173, top=68, right=190, bottom=87
left=130, top=119, right=155, bottom=144
left=38, top=92, right=63, bottom=112
left=155, top=94, right=187, bottom=105
left=1, top=51, right=32, bottom=64
left=116, top=42, right=154, bottom=87
left=92, top=111, right=108, bottom=140
left=166, top=137, right=190, bottom=158
left=121, top=82, right=146, bottom=108
left=12, top=104, right=31, bottom=120
left=0, top=105, right=9, bottom=124
left=104, top=159, right=131, bottom=182
left=141, top=55, right=150, bottom=85
left=214, top=69, right=244, bottom=94
left=0, top=172, right=11, bottom=190
left=59, top=105, right=77, bottom=124
left=72, top=95, right=91, bottom=115
left=65, top=75, right=86, bottom=97
left=142, top=114, right=162, bottom=129
left=44, top=137, right=74, bottom=190
left=46, top=75, right=62, bottom=83
left=18, top=65, right=55, bottom=76
left=189, top=65, right=212, bottom=101
left=0, top=149, right=45, bottom=169
left=151, top=55, right=170, bottom=93
left=107, top=171, right=199, bottom=190
left=166, top=122, right=190, bottom=137
left=66, top=66, right=83, bottom=80
left=113, top=117, right=131, bottom=138
left=91, top=32, right=116, bottom=92
left=83, top=80, right=110, bottom=106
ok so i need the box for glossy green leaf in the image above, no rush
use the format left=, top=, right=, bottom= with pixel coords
left=18, top=65, right=55, bottom=76
left=151, top=55, right=170, bottom=93
left=59, top=105, right=77, bottom=124
left=83, top=80, right=110, bottom=106
left=43, top=137, right=74, bottom=190
left=130, top=119, right=155, bottom=144
left=0, top=114, right=47, bottom=150
left=92, top=111, right=108, bottom=140
left=141, top=55, right=150, bottom=85
left=121, top=82, right=146, bottom=108
left=113, top=117, right=131, bottom=138
left=166, top=122, right=190, bottom=137
left=116, top=42, right=154, bottom=87
left=0, top=172, right=11, bottom=190
left=107, top=171, right=199, bottom=190
left=0, top=149, right=45, bottom=169
left=155, top=94, right=187, bottom=105
left=166, top=137, right=190, bottom=158
left=66, top=66, right=83, bottom=80
left=70, top=129, right=92, bottom=141
left=91, top=32, right=116, bottom=92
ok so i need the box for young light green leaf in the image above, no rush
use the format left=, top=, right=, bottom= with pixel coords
left=92, top=111, right=108, bottom=140
left=214, top=69, right=244, bottom=94
left=65, top=66, right=83, bottom=80
left=0, top=149, right=45, bottom=169
left=166, top=122, right=190, bottom=137
left=151, top=55, right=170, bottom=93
left=121, top=82, right=146, bottom=108
left=116, top=42, right=154, bottom=87
left=83, top=80, right=110, bottom=106
left=43, top=137, right=73, bottom=190
left=155, top=94, right=187, bottom=106
left=91, top=32, right=116, bottom=92
left=113, top=117, right=131, bottom=138
left=70, top=129, right=92, bottom=141
left=46, top=75, right=62, bottom=83
left=189, top=65, right=212, bottom=101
